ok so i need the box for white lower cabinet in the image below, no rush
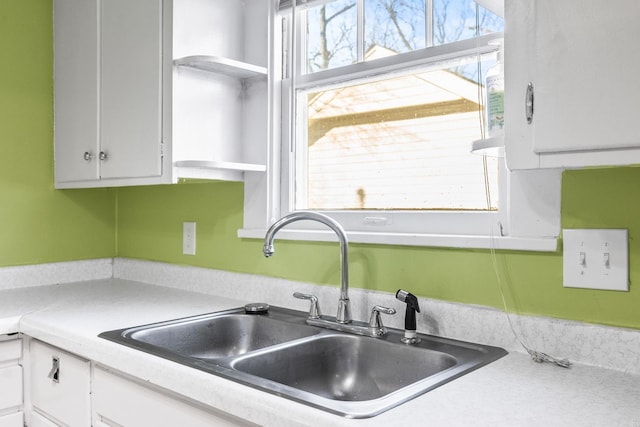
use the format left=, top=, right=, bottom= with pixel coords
left=0, top=337, right=23, bottom=427
left=92, top=366, right=254, bottom=427
left=24, top=339, right=255, bottom=426
left=0, top=412, right=23, bottom=427
left=29, top=340, right=91, bottom=427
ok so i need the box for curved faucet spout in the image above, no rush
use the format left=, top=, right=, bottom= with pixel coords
left=263, top=211, right=351, bottom=323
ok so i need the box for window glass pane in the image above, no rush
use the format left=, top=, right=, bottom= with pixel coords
left=433, top=0, right=504, bottom=45
left=303, top=1, right=503, bottom=72
left=296, top=58, right=499, bottom=211
left=306, top=0, right=357, bottom=73
left=364, top=0, right=426, bottom=56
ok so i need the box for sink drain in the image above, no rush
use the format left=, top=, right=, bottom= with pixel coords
left=244, top=302, right=270, bottom=314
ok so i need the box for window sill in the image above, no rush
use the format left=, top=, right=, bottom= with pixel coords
left=238, top=228, right=558, bottom=252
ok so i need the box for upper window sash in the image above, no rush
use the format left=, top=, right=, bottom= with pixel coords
left=278, top=0, right=504, bottom=17
left=292, top=33, right=503, bottom=90
left=279, top=0, right=347, bottom=14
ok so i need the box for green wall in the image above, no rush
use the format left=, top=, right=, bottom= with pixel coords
left=116, top=168, right=640, bottom=330
left=4, top=0, right=639, bottom=331
left=0, top=1, right=116, bottom=266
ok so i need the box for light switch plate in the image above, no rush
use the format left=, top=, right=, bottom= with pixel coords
left=562, top=229, right=628, bottom=291
left=183, top=222, right=196, bottom=255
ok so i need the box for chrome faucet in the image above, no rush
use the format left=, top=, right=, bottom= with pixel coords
left=263, top=211, right=351, bottom=323
left=264, top=211, right=396, bottom=337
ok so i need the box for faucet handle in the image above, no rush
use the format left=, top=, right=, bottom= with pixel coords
left=293, top=292, right=321, bottom=319
left=369, top=305, right=396, bottom=329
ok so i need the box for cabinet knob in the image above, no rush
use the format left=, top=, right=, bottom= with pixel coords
left=99, top=151, right=108, bottom=161
left=83, top=152, right=93, bottom=162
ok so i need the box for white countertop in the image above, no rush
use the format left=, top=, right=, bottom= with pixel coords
left=4, top=279, right=640, bottom=426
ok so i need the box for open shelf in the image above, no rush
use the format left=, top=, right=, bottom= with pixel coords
left=471, top=136, right=504, bottom=157
left=173, top=55, right=267, bottom=79
left=174, top=160, right=266, bottom=182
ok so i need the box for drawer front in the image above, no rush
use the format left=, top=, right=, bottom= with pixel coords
left=30, top=341, right=90, bottom=427
left=30, top=411, right=60, bottom=427
left=0, top=340, right=20, bottom=364
left=0, top=366, right=22, bottom=410
left=0, top=412, right=24, bottom=427
left=93, top=366, right=252, bottom=427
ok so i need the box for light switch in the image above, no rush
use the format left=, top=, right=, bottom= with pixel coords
left=183, top=222, right=196, bottom=255
left=562, top=229, right=628, bottom=291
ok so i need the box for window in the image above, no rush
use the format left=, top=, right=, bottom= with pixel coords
left=238, top=0, right=560, bottom=251
left=280, top=0, right=505, bottom=235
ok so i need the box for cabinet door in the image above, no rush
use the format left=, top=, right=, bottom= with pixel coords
left=100, top=0, right=163, bottom=180
left=53, top=0, right=100, bottom=183
left=533, top=0, right=640, bottom=154
left=505, top=0, right=640, bottom=169
left=30, top=341, right=90, bottom=427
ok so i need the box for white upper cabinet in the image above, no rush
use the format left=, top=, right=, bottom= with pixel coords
left=54, top=0, right=268, bottom=188
left=505, top=0, right=640, bottom=170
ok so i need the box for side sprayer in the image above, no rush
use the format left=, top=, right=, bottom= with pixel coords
left=395, top=289, right=421, bottom=344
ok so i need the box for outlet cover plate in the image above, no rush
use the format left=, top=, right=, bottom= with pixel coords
left=562, top=229, right=628, bottom=291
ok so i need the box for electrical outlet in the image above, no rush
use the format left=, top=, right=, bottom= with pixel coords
left=562, top=229, right=628, bottom=291
left=183, top=222, right=196, bottom=255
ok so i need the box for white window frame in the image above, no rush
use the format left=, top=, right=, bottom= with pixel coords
left=238, top=0, right=561, bottom=252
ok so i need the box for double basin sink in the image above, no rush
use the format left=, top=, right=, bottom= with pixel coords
left=99, top=305, right=506, bottom=418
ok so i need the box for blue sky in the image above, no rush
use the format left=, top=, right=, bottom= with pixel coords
left=305, top=0, right=503, bottom=72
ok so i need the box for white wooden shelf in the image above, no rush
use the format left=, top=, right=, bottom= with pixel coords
left=174, top=160, right=266, bottom=182
left=471, top=136, right=504, bottom=158
left=173, top=55, right=267, bottom=79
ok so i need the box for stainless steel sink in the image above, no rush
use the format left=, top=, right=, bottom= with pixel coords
left=232, top=334, right=457, bottom=401
left=100, top=306, right=507, bottom=418
left=121, top=311, right=319, bottom=359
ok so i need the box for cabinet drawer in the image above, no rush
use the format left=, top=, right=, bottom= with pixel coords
left=0, top=412, right=23, bottom=427
left=0, top=366, right=22, bottom=410
left=0, top=340, right=20, bottom=364
left=30, top=411, right=60, bottom=427
left=93, top=366, right=253, bottom=427
left=30, top=341, right=90, bottom=427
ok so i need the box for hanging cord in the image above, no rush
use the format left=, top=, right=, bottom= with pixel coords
left=487, top=234, right=571, bottom=368
left=474, top=6, right=570, bottom=369
left=475, top=7, right=492, bottom=210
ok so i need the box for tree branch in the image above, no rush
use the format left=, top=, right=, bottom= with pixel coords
left=384, top=2, right=412, bottom=51
left=326, top=3, right=356, bottom=24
